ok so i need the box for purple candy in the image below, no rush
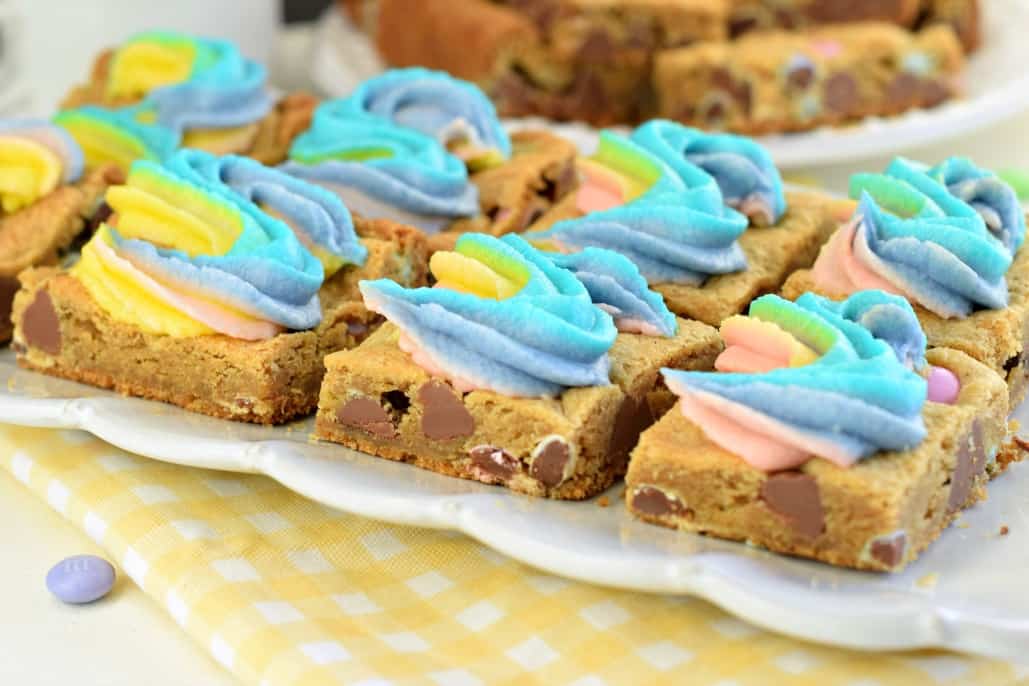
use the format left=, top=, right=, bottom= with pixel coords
left=46, top=555, right=116, bottom=604
left=927, top=365, right=960, bottom=405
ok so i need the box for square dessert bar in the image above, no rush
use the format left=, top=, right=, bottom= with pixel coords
left=653, top=191, right=847, bottom=327
left=727, top=0, right=922, bottom=36
left=783, top=243, right=1029, bottom=407
left=626, top=348, right=1010, bottom=572
left=0, top=164, right=123, bottom=342
left=316, top=318, right=723, bottom=499
left=919, top=0, right=981, bottom=53
left=357, top=0, right=726, bottom=126
left=427, top=130, right=580, bottom=254
left=12, top=217, right=428, bottom=424
left=654, top=23, right=964, bottom=135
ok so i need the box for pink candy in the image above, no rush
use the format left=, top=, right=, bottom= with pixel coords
left=927, top=366, right=960, bottom=404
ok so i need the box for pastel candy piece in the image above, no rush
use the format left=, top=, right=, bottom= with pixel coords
left=664, top=290, right=929, bottom=471
left=46, top=555, right=116, bottom=604
left=927, top=365, right=960, bottom=404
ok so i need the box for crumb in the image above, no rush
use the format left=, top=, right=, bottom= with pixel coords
left=1000, top=525, right=1009, bottom=536
left=1014, top=436, right=1029, bottom=451
left=916, top=572, right=939, bottom=589
left=597, top=496, right=610, bottom=507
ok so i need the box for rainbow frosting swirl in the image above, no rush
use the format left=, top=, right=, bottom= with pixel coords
left=360, top=233, right=616, bottom=397
left=813, top=157, right=1023, bottom=318
left=74, top=149, right=365, bottom=340
left=281, top=69, right=511, bottom=233
left=57, top=31, right=272, bottom=168
left=530, top=132, right=749, bottom=284
left=548, top=249, right=678, bottom=337
left=663, top=290, right=928, bottom=471
left=0, top=119, right=85, bottom=213
left=631, top=119, right=787, bottom=226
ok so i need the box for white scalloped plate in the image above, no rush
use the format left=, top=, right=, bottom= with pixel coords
left=310, top=0, right=1029, bottom=169
left=1, top=349, right=1027, bottom=660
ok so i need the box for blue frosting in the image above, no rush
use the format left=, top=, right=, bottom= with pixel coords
left=282, top=105, right=479, bottom=233
left=184, top=150, right=368, bottom=269
left=54, top=106, right=179, bottom=165
left=663, top=290, right=929, bottom=463
left=547, top=247, right=679, bottom=337
left=113, top=151, right=327, bottom=329
left=0, top=118, right=84, bottom=183
left=931, top=157, right=1026, bottom=254
left=631, top=120, right=787, bottom=225
left=339, top=67, right=511, bottom=158
left=360, top=233, right=617, bottom=397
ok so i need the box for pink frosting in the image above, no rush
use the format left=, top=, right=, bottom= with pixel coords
left=397, top=333, right=482, bottom=393
left=575, top=164, right=628, bottom=215
left=671, top=383, right=860, bottom=471
left=92, top=237, right=283, bottom=340
left=811, top=216, right=909, bottom=298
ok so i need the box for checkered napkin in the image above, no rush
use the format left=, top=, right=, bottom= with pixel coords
left=1, top=425, right=1021, bottom=685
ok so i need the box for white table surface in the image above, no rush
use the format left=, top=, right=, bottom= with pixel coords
left=3, top=56, right=1029, bottom=685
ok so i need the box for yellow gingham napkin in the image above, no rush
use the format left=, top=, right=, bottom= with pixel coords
left=2, top=424, right=1023, bottom=686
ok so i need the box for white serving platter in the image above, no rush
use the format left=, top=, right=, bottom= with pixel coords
left=1, top=349, right=1027, bottom=661
left=309, top=0, right=1029, bottom=169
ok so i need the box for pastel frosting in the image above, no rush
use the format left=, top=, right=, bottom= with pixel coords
left=338, top=67, right=511, bottom=168
left=630, top=119, right=787, bottom=226
left=548, top=249, right=678, bottom=337
left=282, top=115, right=478, bottom=234
left=54, top=107, right=178, bottom=171
left=73, top=149, right=358, bottom=340
left=105, top=31, right=271, bottom=133
left=360, top=233, right=617, bottom=397
left=663, top=290, right=928, bottom=471
left=0, top=119, right=85, bottom=213
left=813, top=157, right=1022, bottom=318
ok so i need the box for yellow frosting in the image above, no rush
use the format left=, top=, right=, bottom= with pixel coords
left=107, top=40, right=196, bottom=100
left=181, top=124, right=260, bottom=156
left=0, top=137, right=62, bottom=213
left=429, top=250, right=525, bottom=300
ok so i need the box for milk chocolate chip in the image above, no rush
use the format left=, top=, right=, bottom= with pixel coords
left=869, top=531, right=907, bottom=568
left=886, top=72, right=921, bottom=108
left=469, top=445, right=520, bottom=481
left=824, top=72, right=859, bottom=113
left=337, top=396, right=396, bottom=438
left=947, top=419, right=986, bottom=512
left=632, top=486, right=687, bottom=517
left=22, top=290, right=61, bottom=355
left=530, top=436, right=572, bottom=487
left=760, top=471, right=825, bottom=539
left=418, top=382, right=475, bottom=441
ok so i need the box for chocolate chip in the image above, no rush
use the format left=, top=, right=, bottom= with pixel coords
left=577, top=30, right=615, bottom=62
left=701, top=98, right=728, bottom=126
left=609, top=397, right=654, bottom=471
left=920, top=80, right=951, bottom=108
left=509, top=0, right=561, bottom=32
left=886, top=72, right=921, bottom=108
left=418, top=382, right=475, bottom=441
left=729, top=15, right=759, bottom=37
left=785, top=55, right=816, bottom=91
left=631, top=485, right=687, bottom=517
left=469, top=445, right=520, bottom=481
left=774, top=8, right=798, bottom=28
left=0, top=275, right=20, bottom=325
left=337, top=396, right=396, bottom=438
left=760, top=471, right=825, bottom=539
left=1004, top=352, right=1023, bottom=373
left=823, top=73, right=859, bottom=113
left=85, top=202, right=113, bottom=234
left=530, top=436, right=572, bottom=487
left=22, top=290, right=61, bottom=355
left=347, top=321, right=369, bottom=339
left=869, top=531, right=907, bottom=568
left=947, top=419, right=986, bottom=512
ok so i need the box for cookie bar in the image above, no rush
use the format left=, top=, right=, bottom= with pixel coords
left=364, top=0, right=726, bottom=125
left=626, top=289, right=1014, bottom=572
left=917, top=0, right=981, bottom=53
left=12, top=213, right=426, bottom=424
left=781, top=157, right=1029, bottom=406
left=654, top=23, right=964, bottom=135
left=0, top=163, right=123, bottom=342
left=316, top=232, right=723, bottom=498
left=727, top=0, right=922, bottom=37
left=627, top=347, right=1008, bottom=572
left=317, top=317, right=721, bottom=499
